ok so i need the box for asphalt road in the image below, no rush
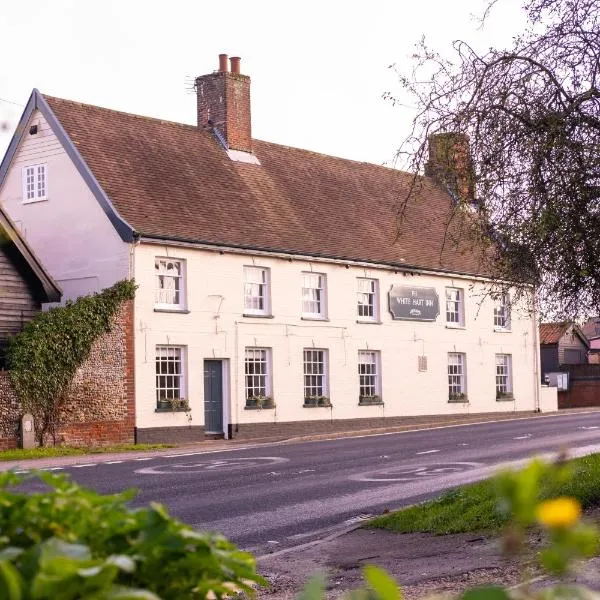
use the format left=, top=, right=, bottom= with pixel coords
left=16, top=412, right=600, bottom=555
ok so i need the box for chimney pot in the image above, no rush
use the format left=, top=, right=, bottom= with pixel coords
left=230, top=56, right=241, bottom=74
left=219, top=53, right=229, bottom=72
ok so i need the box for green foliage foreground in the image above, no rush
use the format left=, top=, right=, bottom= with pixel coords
left=0, top=444, right=173, bottom=462
left=6, top=281, right=136, bottom=446
left=0, top=471, right=265, bottom=599
left=369, top=452, right=600, bottom=535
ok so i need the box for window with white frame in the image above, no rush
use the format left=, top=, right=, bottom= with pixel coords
left=358, top=350, right=381, bottom=402
left=446, top=287, right=465, bottom=327
left=303, top=349, right=328, bottom=402
left=448, top=352, right=467, bottom=399
left=155, top=258, right=185, bottom=309
left=245, top=348, right=272, bottom=405
left=494, top=293, right=511, bottom=330
left=302, top=272, right=327, bottom=318
left=357, top=278, right=378, bottom=321
left=22, top=164, right=47, bottom=202
left=496, top=354, right=513, bottom=398
left=155, top=346, right=185, bottom=406
left=244, top=267, right=270, bottom=315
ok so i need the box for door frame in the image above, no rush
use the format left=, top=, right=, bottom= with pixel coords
left=203, top=358, right=231, bottom=439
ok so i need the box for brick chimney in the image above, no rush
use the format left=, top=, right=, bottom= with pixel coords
left=195, top=54, right=252, bottom=154
left=424, top=133, right=475, bottom=203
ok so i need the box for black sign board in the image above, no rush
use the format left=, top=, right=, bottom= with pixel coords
left=388, top=286, right=440, bottom=322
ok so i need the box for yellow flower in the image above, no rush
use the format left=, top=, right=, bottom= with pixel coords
left=536, top=497, right=581, bottom=528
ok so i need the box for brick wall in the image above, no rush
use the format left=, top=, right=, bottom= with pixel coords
left=0, top=300, right=135, bottom=447
left=557, top=364, right=600, bottom=409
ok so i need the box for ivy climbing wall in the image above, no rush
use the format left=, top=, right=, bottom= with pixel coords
left=0, top=301, right=135, bottom=449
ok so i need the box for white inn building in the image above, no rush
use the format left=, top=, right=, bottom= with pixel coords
left=0, top=55, right=556, bottom=442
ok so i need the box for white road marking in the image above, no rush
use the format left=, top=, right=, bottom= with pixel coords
left=579, top=426, right=599, bottom=430
left=13, top=470, right=29, bottom=474
left=105, top=460, right=124, bottom=464
left=416, top=449, right=440, bottom=455
left=133, top=457, right=153, bottom=461
left=513, top=434, right=532, bottom=440
left=72, top=463, right=96, bottom=468
left=40, top=467, right=63, bottom=471
left=459, top=443, right=469, bottom=446
left=135, top=456, right=289, bottom=475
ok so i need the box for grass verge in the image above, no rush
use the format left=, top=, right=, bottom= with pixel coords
left=0, top=443, right=174, bottom=461
left=368, top=453, right=600, bottom=535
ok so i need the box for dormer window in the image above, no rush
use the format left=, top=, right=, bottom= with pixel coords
left=22, top=164, right=47, bottom=203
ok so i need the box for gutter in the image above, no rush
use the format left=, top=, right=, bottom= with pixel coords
left=138, top=233, right=524, bottom=286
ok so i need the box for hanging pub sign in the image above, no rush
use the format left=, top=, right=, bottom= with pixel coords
left=388, top=285, right=440, bottom=322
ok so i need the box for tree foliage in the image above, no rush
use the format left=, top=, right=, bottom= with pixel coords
left=6, top=280, right=136, bottom=446
left=393, top=0, right=600, bottom=318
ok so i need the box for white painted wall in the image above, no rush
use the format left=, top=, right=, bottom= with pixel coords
left=0, top=110, right=129, bottom=300
left=134, top=242, right=553, bottom=431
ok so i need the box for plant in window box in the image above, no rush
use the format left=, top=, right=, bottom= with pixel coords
left=304, top=395, right=331, bottom=407
left=496, top=390, right=514, bottom=400
left=448, top=392, right=468, bottom=402
left=245, top=395, right=275, bottom=409
left=359, top=394, right=382, bottom=405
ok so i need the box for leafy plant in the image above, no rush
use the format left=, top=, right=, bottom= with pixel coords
left=303, top=396, right=331, bottom=407
left=6, top=280, right=136, bottom=446
left=245, top=395, right=275, bottom=409
left=359, top=395, right=382, bottom=405
left=448, top=392, right=468, bottom=402
left=496, top=391, right=514, bottom=400
left=0, top=471, right=265, bottom=599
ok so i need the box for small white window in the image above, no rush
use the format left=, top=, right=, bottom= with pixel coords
left=446, top=287, right=465, bottom=327
left=155, top=258, right=185, bottom=309
left=245, top=348, right=273, bottom=407
left=155, top=346, right=186, bottom=408
left=357, top=278, right=379, bottom=321
left=496, top=354, right=513, bottom=398
left=302, top=272, right=327, bottom=319
left=494, top=293, right=511, bottom=330
left=22, top=164, right=47, bottom=203
left=448, top=352, right=467, bottom=400
left=244, top=267, right=270, bottom=316
left=358, top=350, right=381, bottom=403
left=303, top=348, right=329, bottom=405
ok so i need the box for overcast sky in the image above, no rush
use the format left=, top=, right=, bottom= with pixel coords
left=0, top=0, right=523, bottom=167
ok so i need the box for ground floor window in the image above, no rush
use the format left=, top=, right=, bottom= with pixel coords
left=245, top=348, right=274, bottom=408
left=303, top=349, right=330, bottom=406
left=448, top=352, right=467, bottom=401
left=156, top=346, right=185, bottom=408
left=358, top=350, right=382, bottom=404
left=496, top=354, right=513, bottom=399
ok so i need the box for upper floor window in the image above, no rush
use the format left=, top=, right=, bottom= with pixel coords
left=302, top=272, right=327, bottom=319
left=22, top=164, right=47, bottom=203
left=494, top=293, right=511, bottom=330
left=357, top=278, right=379, bottom=322
left=244, top=267, right=270, bottom=316
left=446, top=287, right=465, bottom=327
left=155, top=258, right=185, bottom=309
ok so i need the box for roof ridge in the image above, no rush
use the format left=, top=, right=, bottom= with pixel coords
left=41, top=93, right=200, bottom=132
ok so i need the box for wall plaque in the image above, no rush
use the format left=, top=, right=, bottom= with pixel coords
left=388, top=286, right=440, bottom=322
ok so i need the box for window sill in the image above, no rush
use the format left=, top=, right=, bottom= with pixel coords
left=356, top=319, right=382, bottom=325
left=446, top=324, right=466, bottom=330
left=448, top=398, right=469, bottom=403
left=244, top=405, right=276, bottom=410
left=494, top=327, right=512, bottom=333
left=496, top=395, right=515, bottom=402
left=301, top=316, right=329, bottom=322
left=359, top=400, right=384, bottom=406
left=242, top=313, right=275, bottom=319
left=22, top=197, right=49, bottom=205
left=155, top=408, right=190, bottom=413
left=153, top=307, right=190, bottom=314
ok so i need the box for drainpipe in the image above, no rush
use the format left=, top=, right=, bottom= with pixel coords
left=532, top=287, right=541, bottom=412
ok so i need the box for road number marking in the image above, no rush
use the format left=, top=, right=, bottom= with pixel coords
left=135, top=456, right=289, bottom=475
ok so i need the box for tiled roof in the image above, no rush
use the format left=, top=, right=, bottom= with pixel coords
left=45, top=95, right=489, bottom=276
left=539, top=322, right=572, bottom=345
left=582, top=317, right=600, bottom=340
